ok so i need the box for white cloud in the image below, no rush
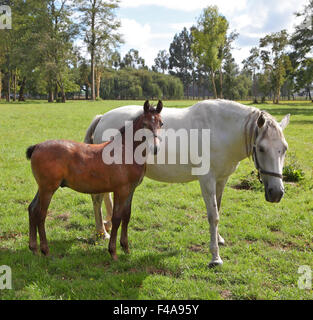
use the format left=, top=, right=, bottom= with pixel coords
left=120, top=18, right=172, bottom=66
left=119, top=0, right=310, bottom=68
left=120, top=0, right=247, bottom=15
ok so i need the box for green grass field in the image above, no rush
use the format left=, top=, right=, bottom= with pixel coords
left=0, top=99, right=312, bottom=300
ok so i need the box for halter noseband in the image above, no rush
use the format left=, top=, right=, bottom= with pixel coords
left=252, top=127, right=284, bottom=183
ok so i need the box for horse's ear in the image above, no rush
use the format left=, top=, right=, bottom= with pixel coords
left=144, top=100, right=150, bottom=113
left=156, top=100, right=163, bottom=113
left=280, top=114, right=290, bottom=131
left=257, top=113, right=266, bottom=128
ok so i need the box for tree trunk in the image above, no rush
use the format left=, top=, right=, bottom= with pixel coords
left=13, top=72, right=17, bottom=101
left=18, top=77, right=26, bottom=102
left=95, top=67, right=101, bottom=99
left=0, top=71, right=2, bottom=100
left=219, top=67, right=223, bottom=99
left=253, top=72, right=258, bottom=103
left=308, top=87, right=312, bottom=102
left=57, top=79, right=66, bottom=103
left=211, top=71, right=218, bottom=99
left=5, top=72, right=10, bottom=102
left=48, top=83, right=54, bottom=102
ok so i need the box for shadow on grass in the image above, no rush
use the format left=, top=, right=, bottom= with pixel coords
left=0, top=239, right=180, bottom=300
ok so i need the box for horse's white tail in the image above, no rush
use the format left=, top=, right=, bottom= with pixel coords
left=84, top=115, right=102, bottom=144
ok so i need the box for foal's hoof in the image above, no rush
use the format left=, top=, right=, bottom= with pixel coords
left=40, top=248, right=50, bottom=256
left=104, top=221, right=112, bottom=232
left=29, top=246, right=38, bottom=255
left=208, top=258, right=223, bottom=268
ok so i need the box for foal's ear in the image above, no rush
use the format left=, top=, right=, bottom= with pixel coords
left=156, top=100, right=163, bottom=113
left=280, top=114, right=290, bottom=131
left=144, top=100, right=150, bottom=113
left=257, top=113, right=266, bottom=128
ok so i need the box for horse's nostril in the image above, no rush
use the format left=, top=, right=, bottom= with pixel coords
left=268, top=188, right=273, bottom=195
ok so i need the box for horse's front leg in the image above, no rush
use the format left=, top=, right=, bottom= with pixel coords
left=216, top=178, right=229, bottom=246
left=199, top=175, right=223, bottom=267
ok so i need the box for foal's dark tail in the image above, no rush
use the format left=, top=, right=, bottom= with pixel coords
left=26, top=145, right=37, bottom=160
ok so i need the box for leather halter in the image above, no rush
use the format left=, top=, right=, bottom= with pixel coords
left=252, top=127, right=284, bottom=183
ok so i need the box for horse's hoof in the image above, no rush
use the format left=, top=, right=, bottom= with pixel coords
left=208, top=259, right=223, bottom=268
left=97, top=231, right=110, bottom=240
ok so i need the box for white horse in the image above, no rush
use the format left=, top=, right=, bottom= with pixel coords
left=84, top=100, right=290, bottom=267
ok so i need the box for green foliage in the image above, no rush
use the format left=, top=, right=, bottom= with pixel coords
left=100, top=68, right=183, bottom=100
left=233, top=171, right=264, bottom=192
left=283, top=153, right=305, bottom=182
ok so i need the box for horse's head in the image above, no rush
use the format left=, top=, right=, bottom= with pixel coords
left=253, top=113, right=290, bottom=203
left=141, top=100, right=163, bottom=155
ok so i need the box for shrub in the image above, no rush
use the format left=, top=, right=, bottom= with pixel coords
left=283, top=153, right=305, bottom=182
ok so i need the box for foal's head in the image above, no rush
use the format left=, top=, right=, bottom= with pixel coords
left=139, top=100, right=163, bottom=155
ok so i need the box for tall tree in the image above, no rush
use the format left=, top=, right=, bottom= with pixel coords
left=77, top=0, right=122, bottom=101
left=153, top=50, right=169, bottom=74
left=242, top=47, right=261, bottom=103
left=169, top=27, right=194, bottom=98
left=291, top=0, right=313, bottom=101
left=120, top=49, right=146, bottom=69
left=260, top=30, right=290, bottom=104
left=290, top=0, right=313, bottom=61
left=191, top=6, right=229, bottom=99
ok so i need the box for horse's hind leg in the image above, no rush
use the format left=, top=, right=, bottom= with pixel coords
left=37, top=189, right=55, bottom=256
left=103, top=193, right=113, bottom=232
left=28, top=191, right=39, bottom=254
left=91, top=193, right=110, bottom=239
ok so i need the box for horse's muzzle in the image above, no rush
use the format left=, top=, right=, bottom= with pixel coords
left=265, top=186, right=285, bottom=203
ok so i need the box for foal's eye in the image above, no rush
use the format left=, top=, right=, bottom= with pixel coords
left=259, top=147, right=265, bottom=153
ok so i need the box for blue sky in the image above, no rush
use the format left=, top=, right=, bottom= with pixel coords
left=117, top=0, right=308, bottom=68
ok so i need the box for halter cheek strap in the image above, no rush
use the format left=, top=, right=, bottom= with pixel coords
left=252, top=145, right=284, bottom=183
left=252, top=127, right=284, bottom=183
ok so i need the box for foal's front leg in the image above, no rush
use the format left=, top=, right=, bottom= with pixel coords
left=108, top=189, right=131, bottom=261
left=199, top=175, right=223, bottom=267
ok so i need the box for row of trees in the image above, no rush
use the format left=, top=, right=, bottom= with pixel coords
left=0, top=0, right=312, bottom=103
left=149, top=1, right=312, bottom=103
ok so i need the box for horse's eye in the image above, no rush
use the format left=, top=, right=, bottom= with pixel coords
left=160, top=121, right=163, bottom=127
left=259, top=147, right=265, bottom=153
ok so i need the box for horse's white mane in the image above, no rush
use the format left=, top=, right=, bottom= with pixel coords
left=242, top=106, right=282, bottom=158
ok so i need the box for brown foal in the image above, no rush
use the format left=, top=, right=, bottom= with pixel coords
left=26, top=100, right=163, bottom=260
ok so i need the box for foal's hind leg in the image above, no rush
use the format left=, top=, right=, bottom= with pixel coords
left=37, top=188, right=55, bottom=256
left=92, top=193, right=110, bottom=239
left=28, top=191, right=40, bottom=254
left=120, top=192, right=134, bottom=254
